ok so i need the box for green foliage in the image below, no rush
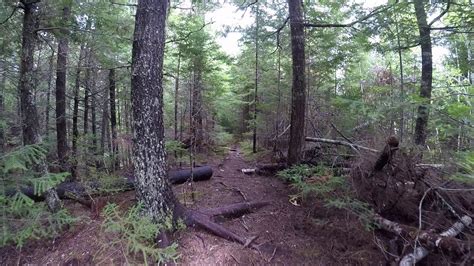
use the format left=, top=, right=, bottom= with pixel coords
left=278, top=164, right=374, bottom=230
left=449, top=151, right=474, bottom=184
left=165, top=140, right=187, bottom=155
left=101, top=203, right=180, bottom=265
left=238, top=139, right=268, bottom=161
left=278, top=164, right=346, bottom=197
left=0, top=144, right=73, bottom=247
left=325, top=197, right=375, bottom=231
left=0, top=197, right=75, bottom=247
left=1, top=144, right=47, bottom=174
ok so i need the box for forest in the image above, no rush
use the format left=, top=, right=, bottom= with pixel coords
left=0, top=0, right=472, bottom=264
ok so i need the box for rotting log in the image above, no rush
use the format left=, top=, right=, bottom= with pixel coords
left=6, top=166, right=213, bottom=201
left=305, top=137, right=378, bottom=153
left=169, top=166, right=213, bottom=184
left=256, top=163, right=288, bottom=176
left=374, top=214, right=472, bottom=258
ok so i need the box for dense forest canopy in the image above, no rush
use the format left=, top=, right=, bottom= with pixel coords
left=0, top=0, right=472, bottom=264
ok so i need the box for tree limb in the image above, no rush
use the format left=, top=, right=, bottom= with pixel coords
left=428, top=0, right=451, bottom=27
left=304, top=3, right=394, bottom=28
left=0, top=5, right=20, bottom=25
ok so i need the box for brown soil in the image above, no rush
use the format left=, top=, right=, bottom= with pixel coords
left=0, top=146, right=384, bottom=265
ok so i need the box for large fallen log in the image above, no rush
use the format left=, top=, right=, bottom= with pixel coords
left=374, top=214, right=472, bottom=258
left=169, top=166, right=213, bottom=184
left=6, top=166, right=213, bottom=201
left=305, top=137, right=378, bottom=153
left=398, top=215, right=472, bottom=266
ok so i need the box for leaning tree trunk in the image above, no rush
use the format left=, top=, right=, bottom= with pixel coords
left=287, top=0, right=306, bottom=165
left=131, top=0, right=176, bottom=222
left=55, top=4, right=70, bottom=170
left=413, top=0, right=433, bottom=147
left=19, top=0, right=60, bottom=212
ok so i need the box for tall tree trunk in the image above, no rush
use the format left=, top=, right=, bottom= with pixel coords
left=100, top=94, right=109, bottom=157
left=90, top=64, right=97, bottom=155
left=413, top=0, right=432, bottom=147
left=109, top=68, right=118, bottom=168
left=252, top=3, right=259, bottom=154
left=191, top=61, right=203, bottom=152
left=287, top=0, right=306, bottom=165
left=174, top=52, right=181, bottom=142
left=395, top=18, right=405, bottom=143
left=55, top=4, right=70, bottom=170
left=19, top=0, right=60, bottom=212
left=45, top=50, right=54, bottom=138
left=83, top=50, right=91, bottom=136
left=0, top=64, right=5, bottom=152
left=71, top=45, right=85, bottom=178
left=131, top=0, right=176, bottom=222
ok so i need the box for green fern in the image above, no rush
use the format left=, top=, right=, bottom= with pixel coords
left=101, top=203, right=180, bottom=265
left=0, top=144, right=74, bottom=248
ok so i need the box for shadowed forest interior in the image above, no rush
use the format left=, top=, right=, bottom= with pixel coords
left=0, top=0, right=473, bottom=265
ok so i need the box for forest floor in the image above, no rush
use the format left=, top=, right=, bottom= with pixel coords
left=0, top=145, right=385, bottom=265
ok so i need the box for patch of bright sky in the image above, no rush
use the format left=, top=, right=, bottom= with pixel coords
left=206, top=0, right=448, bottom=65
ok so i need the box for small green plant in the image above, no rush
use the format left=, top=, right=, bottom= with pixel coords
left=325, top=197, right=375, bottom=231
left=278, top=164, right=374, bottom=230
left=0, top=144, right=75, bottom=247
left=101, top=203, right=180, bottom=265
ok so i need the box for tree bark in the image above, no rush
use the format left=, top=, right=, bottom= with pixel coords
left=191, top=60, right=203, bottom=152
left=174, top=52, right=180, bottom=142
left=71, top=45, right=85, bottom=179
left=83, top=50, right=91, bottom=136
left=90, top=60, right=97, bottom=155
left=0, top=66, right=5, bottom=152
left=131, top=0, right=176, bottom=222
left=109, top=68, right=118, bottom=168
left=45, top=50, right=54, bottom=138
left=18, top=0, right=60, bottom=212
left=55, top=4, right=70, bottom=169
left=252, top=3, right=259, bottom=154
left=287, top=0, right=306, bottom=165
left=413, top=0, right=433, bottom=147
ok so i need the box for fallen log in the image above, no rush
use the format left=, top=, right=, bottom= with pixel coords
left=6, top=166, right=213, bottom=201
left=255, top=163, right=288, bottom=176
left=305, top=137, right=378, bottom=153
left=169, top=166, right=213, bottom=184
left=374, top=214, right=472, bottom=258
left=398, top=215, right=472, bottom=266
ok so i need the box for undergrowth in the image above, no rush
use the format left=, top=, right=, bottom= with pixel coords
left=239, top=139, right=269, bottom=161
left=0, top=144, right=75, bottom=247
left=278, top=164, right=374, bottom=230
left=100, top=203, right=182, bottom=265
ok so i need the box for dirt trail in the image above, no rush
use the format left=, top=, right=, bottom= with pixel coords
left=0, top=145, right=383, bottom=265
left=176, top=146, right=382, bottom=265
